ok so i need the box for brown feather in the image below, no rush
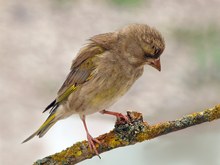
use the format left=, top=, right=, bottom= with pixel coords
left=58, top=33, right=117, bottom=97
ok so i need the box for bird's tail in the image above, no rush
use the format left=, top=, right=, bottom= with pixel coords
left=22, top=112, right=60, bottom=143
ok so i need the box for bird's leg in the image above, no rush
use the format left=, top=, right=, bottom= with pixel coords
left=81, top=115, right=101, bottom=158
left=100, top=110, right=129, bottom=123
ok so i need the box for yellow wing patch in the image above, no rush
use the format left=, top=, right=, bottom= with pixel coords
left=57, top=85, right=77, bottom=103
left=38, top=113, right=56, bottom=131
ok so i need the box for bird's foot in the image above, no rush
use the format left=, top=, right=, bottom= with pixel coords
left=100, top=110, right=129, bottom=124
left=87, top=133, right=101, bottom=158
left=81, top=115, right=101, bottom=158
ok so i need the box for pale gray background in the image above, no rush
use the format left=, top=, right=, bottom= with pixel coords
left=1, top=0, right=220, bottom=164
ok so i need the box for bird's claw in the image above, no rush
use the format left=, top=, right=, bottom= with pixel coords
left=87, top=134, right=101, bottom=158
left=100, top=110, right=130, bottom=124
left=115, top=113, right=129, bottom=123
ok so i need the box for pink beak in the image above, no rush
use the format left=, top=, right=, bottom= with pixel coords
left=150, top=58, right=161, bottom=71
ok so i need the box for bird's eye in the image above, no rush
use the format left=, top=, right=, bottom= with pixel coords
left=155, top=48, right=161, bottom=55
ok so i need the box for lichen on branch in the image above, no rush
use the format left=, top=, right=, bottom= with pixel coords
left=34, top=104, right=220, bottom=165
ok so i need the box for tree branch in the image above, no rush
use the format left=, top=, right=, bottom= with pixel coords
left=34, top=104, right=220, bottom=165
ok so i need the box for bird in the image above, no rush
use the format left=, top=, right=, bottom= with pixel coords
left=22, top=24, right=165, bottom=157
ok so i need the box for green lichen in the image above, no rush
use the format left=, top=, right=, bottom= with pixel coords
left=34, top=157, right=51, bottom=165
left=136, top=132, right=147, bottom=142
left=206, top=105, right=220, bottom=121
left=51, top=142, right=86, bottom=164
left=108, top=137, right=121, bottom=148
left=114, top=112, right=146, bottom=142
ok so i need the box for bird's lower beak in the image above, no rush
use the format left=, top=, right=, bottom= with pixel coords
left=150, top=58, right=161, bottom=71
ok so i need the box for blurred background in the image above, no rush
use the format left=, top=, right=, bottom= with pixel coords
left=1, top=0, right=220, bottom=164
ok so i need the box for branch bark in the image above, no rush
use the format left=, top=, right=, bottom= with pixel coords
left=34, top=104, right=220, bottom=165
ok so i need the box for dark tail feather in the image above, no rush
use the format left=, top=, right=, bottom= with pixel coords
left=22, top=130, right=39, bottom=143
left=43, top=99, right=56, bottom=113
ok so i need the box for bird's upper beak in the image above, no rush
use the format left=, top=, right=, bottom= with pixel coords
left=149, top=58, right=161, bottom=71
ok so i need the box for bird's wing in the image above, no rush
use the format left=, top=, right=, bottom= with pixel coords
left=43, top=44, right=104, bottom=113
left=43, top=32, right=117, bottom=113
left=58, top=32, right=117, bottom=97
left=58, top=44, right=104, bottom=96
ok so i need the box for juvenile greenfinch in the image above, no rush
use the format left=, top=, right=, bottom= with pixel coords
left=23, top=24, right=165, bottom=156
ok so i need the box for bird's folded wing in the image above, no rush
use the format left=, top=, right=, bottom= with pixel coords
left=43, top=32, right=117, bottom=113
left=43, top=43, right=104, bottom=113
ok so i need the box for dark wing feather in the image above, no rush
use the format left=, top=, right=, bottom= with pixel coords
left=43, top=99, right=56, bottom=113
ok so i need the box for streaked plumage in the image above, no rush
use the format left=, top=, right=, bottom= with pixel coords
left=23, top=24, right=165, bottom=156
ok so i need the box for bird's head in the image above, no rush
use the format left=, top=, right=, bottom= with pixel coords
left=118, top=24, right=165, bottom=71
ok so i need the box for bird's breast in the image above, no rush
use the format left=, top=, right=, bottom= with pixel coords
left=85, top=64, right=143, bottom=111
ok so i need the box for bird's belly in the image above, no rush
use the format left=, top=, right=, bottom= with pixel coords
left=87, top=80, right=133, bottom=114
left=68, top=74, right=135, bottom=115
left=89, top=83, right=128, bottom=108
